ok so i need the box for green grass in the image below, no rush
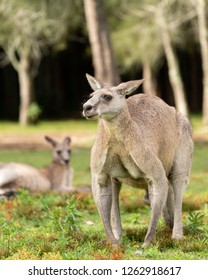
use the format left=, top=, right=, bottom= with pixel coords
left=0, top=120, right=97, bottom=134
left=0, top=140, right=207, bottom=260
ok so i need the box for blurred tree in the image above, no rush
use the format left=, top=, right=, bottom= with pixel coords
left=112, top=0, right=194, bottom=116
left=156, top=0, right=189, bottom=116
left=195, top=0, right=208, bottom=126
left=0, top=0, right=81, bottom=125
left=112, top=1, right=161, bottom=96
left=83, top=0, right=120, bottom=85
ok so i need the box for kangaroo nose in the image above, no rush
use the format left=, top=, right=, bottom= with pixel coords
left=83, top=103, right=93, bottom=117
left=84, top=104, right=93, bottom=112
left=64, top=159, right=69, bottom=165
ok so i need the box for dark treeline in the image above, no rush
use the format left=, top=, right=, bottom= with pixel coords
left=0, top=42, right=202, bottom=120
left=0, top=40, right=91, bottom=120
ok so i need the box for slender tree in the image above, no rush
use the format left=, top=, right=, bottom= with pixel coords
left=0, top=0, right=78, bottom=125
left=156, top=1, right=189, bottom=116
left=196, top=0, right=208, bottom=126
left=112, top=0, right=191, bottom=115
left=111, top=2, right=161, bottom=96
left=83, top=0, right=120, bottom=85
left=142, top=62, right=157, bottom=96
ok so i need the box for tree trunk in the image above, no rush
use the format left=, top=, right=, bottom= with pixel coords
left=83, top=0, right=120, bottom=85
left=196, top=0, right=208, bottom=126
left=157, top=7, right=189, bottom=116
left=143, top=62, right=157, bottom=95
left=18, top=55, right=34, bottom=126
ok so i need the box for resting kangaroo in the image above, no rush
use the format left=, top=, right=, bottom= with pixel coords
left=83, top=74, right=193, bottom=248
left=0, top=136, right=75, bottom=198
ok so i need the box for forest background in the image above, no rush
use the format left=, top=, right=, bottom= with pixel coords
left=0, top=0, right=208, bottom=127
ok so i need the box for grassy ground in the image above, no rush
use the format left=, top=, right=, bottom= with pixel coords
left=0, top=119, right=207, bottom=260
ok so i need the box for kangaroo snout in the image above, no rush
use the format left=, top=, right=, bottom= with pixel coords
left=83, top=102, right=98, bottom=119
left=83, top=103, right=93, bottom=114
left=64, top=159, right=69, bottom=165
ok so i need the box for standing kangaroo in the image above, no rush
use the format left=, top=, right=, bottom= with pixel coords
left=0, top=136, right=74, bottom=197
left=83, top=74, right=193, bottom=248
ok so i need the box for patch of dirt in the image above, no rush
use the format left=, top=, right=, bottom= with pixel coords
left=0, top=131, right=96, bottom=150
left=192, top=132, right=208, bottom=143
left=0, top=131, right=207, bottom=150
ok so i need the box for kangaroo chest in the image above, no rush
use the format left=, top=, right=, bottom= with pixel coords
left=103, top=140, right=143, bottom=180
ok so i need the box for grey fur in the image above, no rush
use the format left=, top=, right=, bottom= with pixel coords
left=83, top=74, right=193, bottom=248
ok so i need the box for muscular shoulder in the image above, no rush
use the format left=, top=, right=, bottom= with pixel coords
left=127, top=93, right=176, bottom=121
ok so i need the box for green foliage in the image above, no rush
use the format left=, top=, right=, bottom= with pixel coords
left=65, top=196, right=82, bottom=232
left=186, top=211, right=207, bottom=234
left=0, top=0, right=83, bottom=71
left=111, top=1, right=163, bottom=71
left=109, top=0, right=198, bottom=73
left=27, top=102, right=42, bottom=124
left=48, top=195, right=82, bottom=234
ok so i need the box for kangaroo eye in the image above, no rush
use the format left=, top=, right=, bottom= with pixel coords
left=57, top=150, right=61, bottom=155
left=103, top=95, right=113, bottom=101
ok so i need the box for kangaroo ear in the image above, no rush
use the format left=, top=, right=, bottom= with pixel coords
left=116, top=79, right=144, bottom=96
left=45, top=136, right=57, bottom=147
left=86, top=73, right=103, bottom=91
left=63, top=137, right=71, bottom=145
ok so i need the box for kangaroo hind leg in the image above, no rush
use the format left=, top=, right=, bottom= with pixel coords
left=170, top=132, right=193, bottom=239
left=162, top=182, right=174, bottom=229
left=111, top=178, right=122, bottom=241
left=91, top=175, right=119, bottom=244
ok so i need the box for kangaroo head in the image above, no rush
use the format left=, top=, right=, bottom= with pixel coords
left=45, top=136, right=71, bottom=165
left=83, top=74, right=144, bottom=120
